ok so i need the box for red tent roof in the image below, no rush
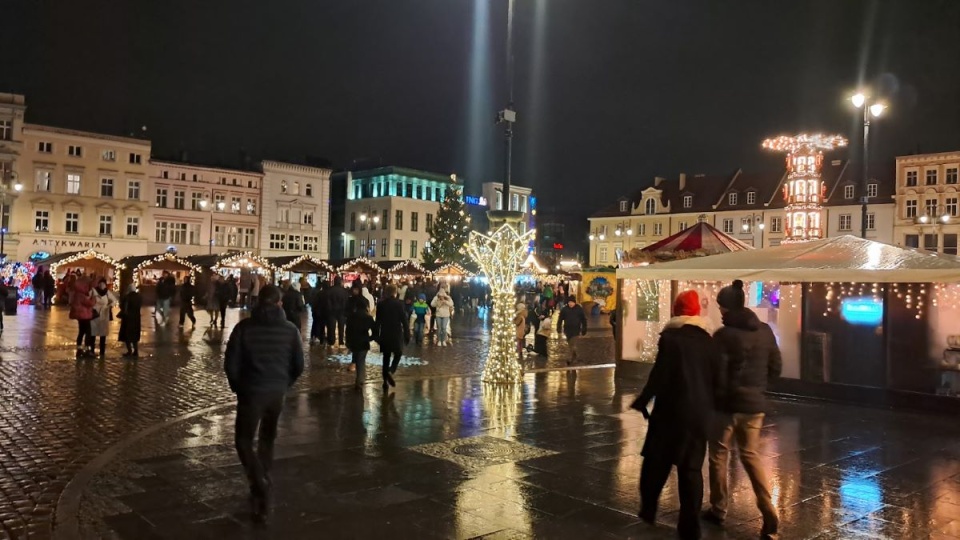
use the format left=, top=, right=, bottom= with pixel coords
left=641, top=222, right=752, bottom=254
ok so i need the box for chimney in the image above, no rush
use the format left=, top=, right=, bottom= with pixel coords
left=679, top=173, right=687, bottom=191
left=654, top=176, right=666, bottom=187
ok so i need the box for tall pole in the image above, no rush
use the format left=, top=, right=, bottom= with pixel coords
left=209, top=211, right=214, bottom=254
left=860, top=106, right=870, bottom=239
left=503, top=0, right=515, bottom=210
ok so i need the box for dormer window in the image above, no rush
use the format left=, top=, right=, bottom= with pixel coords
left=729, top=192, right=738, bottom=206
left=683, top=195, right=692, bottom=208
left=645, top=199, right=656, bottom=215
left=619, top=200, right=628, bottom=212
left=746, top=191, right=756, bottom=205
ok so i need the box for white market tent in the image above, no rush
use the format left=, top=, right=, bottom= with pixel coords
left=617, top=235, right=960, bottom=284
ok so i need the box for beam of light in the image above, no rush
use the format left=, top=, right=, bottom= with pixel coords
left=465, top=0, right=494, bottom=194
left=522, top=0, right=547, bottom=190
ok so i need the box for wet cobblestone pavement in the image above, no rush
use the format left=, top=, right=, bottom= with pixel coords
left=0, top=305, right=612, bottom=539
left=70, top=366, right=960, bottom=540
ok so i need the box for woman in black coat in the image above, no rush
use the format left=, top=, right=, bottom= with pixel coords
left=373, top=284, right=410, bottom=392
left=118, top=284, right=143, bottom=357
left=345, top=289, right=374, bottom=390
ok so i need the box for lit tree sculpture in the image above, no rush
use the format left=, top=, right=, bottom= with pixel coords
left=762, top=134, right=848, bottom=243
left=467, top=224, right=535, bottom=384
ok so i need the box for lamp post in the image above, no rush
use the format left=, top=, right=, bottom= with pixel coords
left=199, top=198, right=226, bottom=254
left=0, top=171, right=23, bottom=261
left=850, top=92, right=888, bottom=239
left=741, top=213, right=766, bottom=248
left=358, top=208, right=380, bottom=258
left=914, top=205, right=952, bottom=253
left=587, top=227, right=606, bottom=265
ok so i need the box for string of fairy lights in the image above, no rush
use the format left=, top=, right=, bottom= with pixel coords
left=49, top=250, right=126, bottom=291
left=132, top=253, right=203, bottom=287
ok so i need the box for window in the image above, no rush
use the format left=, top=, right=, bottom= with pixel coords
left=905, top=199, right=918, bottom=218
left=947, top=197, right=959, bottom=217
left=946, top=234, right=959, bottom=256
left=155, top=222, right=168, bottom=243
left=306, top=184, right=313, bottom=197
left=67, top=173, right=81, bottom=194
left=381, top=238, right=388, bottom=257
left=193, top=174, right=200, bottom=182
left=638, top=223, right=646, bottom=236
left=925, top=199, right=939, bottom=218
left=844, top=185, right=855, bottom=199
left=293, top=182, right=300, bottom=195
left=906, top=170, right=918, bottom=187
left=654, top=223, right=663, bottom=236
left=65, top=212, right=79, bottom=234
left=348, top=239, right=356, bottom=257
left=359, top=239, right=366, bottom=256
left=839, top=214, right=852, bottom=231
left=426, top=214, right=433, bottom=233
left=410, top=240, right=418, bottom=258
left=866, top=213, right=876, bottom=231
left=303, top=211, right=314, bottom=225
left=214, top=193, right=225, bottom=208
left=722, top=219, right=734, bottom=234
left=190, top=192, right=202, bottom=210
left=349, top=212, right=356, bottom=232
left=247, top=199, right=256, bottom=214
left=741, top=218, right=753, bottom=232
left=683, top=195, right=692, bottom=208
left=867, top=183, right=878, bottom=198
left=156, top=188, right=168, bottom=208
left=126, top=217, right=139, bottom=237
left=129, top=153, right=142, bottom=165
left=924, top=234, right=939, bottom=251
left=948, top=168, right=959, bottom=185
left=37, top=141, right=52, bottom=153
left=382, top=209, right=388, bottom=229
left=619, top=200, right=628, bottom=212
left=231, top=196, right=241, bottom=213
left=35, top=170, right=52, bottom=192
left=34, top=210, right=49, bottom=232
left=926, top=169, right=938, bottom=185
left=598, top=246, right=608, bottom=263
left=100, top=178, right=114, bottom=198
left=169, top=222, right=187, bottom=244
left=68, top=145, right=82, bottom=157
left=770, top=217, right=783, bottom=233
left=394, top=239, right=403, bottom=257
left=368, top=237, right=376, bottom=257
left=395, top=210, right=403, bottom=230
left=101, top=149, right=115, bottom=161
left=231, top=178, right=237, bottom=186
left=411, top=212, right=419, bottom=232
left=161, top=171, right=169, bottom=179
left=269, top=233, right=286, bottom=250
left=213, top=225, right=225, bottom=247
left=243, top=228, right=256, bottom=248
left=645, top=199, right=656, bottom=215
left=728, top=193, right=738, bottom=206
left=678, top=221, right=688, bottom=231
left=285, top=232, right=299, bottom=249
left=180, top=173, right=186, bottom=180
left=281, top=181, right=288, bottom=194
left=904, top=234, right=919, bottom=249
left=359, top=212, right=366, bottom=231
left=173, top=190, right=185, bottom=210
left=0, top=120, right=10, bottom=141
left=747, top=191, right=756, bottom=205
left=127, top=180, right=140, bottom=200
left=98, top=215, right=113, bottom=236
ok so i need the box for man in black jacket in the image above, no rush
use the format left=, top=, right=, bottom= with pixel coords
left=324, top=277, right=350, bottom=348
left=177, top=276, right=196, bottom=328
left=557, top=296, right=587, bottom=364
left=703, top=280, right=782, bottom=540
left=224, top=285, right=304, bottom=522
left=374, top=284, right=410, bottom=392
left=632, top=290, right=717, bottom=540
left=155, top=271, right=176, bottom=324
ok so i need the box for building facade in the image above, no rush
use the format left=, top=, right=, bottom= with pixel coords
left=14, top=124, right=153, bottom=261
left=587, top=161, right=895, bottom=266
left=893, top=151, right=960, bottom=255
left=0, top=93, right=26, bottom=253
left=260, top=161, right=332, bottom=259
left=341, top=167, right=455, bottom=261
left=147, top=160, right=262, bottom=257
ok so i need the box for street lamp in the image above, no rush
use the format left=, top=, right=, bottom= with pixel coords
left=199, top=198, right=226, bottom=254
left=741, top=213, right=765, bottom=247
left=613, top=221, right=633, bottom=237
left=0, top=171, right=23, bottom=261
left=914, top=205, right=952, bottom=252
left=850, top=91, right=888, bottom=239
left=358, top=208, right=380, bottom=258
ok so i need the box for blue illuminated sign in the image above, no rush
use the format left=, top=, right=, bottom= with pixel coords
left=840, top=297, right=883, bottom=326
left=464, top=195, right=488, bottom=206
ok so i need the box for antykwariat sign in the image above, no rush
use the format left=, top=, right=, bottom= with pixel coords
left=32, top=239, right=108, bottom=249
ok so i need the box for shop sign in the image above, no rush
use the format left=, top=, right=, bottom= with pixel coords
left=32, top=238, right=109, bottom=250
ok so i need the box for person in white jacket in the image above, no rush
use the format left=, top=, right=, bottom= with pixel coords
left=431, top=288, right=455, bottom=346
left=88, top=278, right=118, bottom=358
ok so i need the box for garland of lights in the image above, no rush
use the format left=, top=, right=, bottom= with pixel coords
left=0, top=262, right=38, bottom=304
left=213, top=252, right=277, bottom=276
left=132, top=253, right=203, bottom=287
left=431, top=262, right=473, bottom=281
left=338, top=256, right=383, bottom=276
left=276, top=254, right=336, bottom=275
left=388, top=260, right=427, bottom=276
left=49, top=249, right=125, bottom=291
left=467, top=224, right=535, bottom=384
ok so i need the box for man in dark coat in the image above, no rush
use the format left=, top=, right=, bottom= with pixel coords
left=281, top=282, right=305, bottom=330
left=374, top=284, right=409, bottom=392
left=155, top=271, right=176, bottom=324
left=309, top=281, right=328, bottom=345
left=178, top=276, right=197, bottom=328
left=224, top=285, right=304, bottom=523
left=324, top=277, right=350, bottom=348
left=704, top=280, right=782, bottom=540
left=632, top=290, right=718, bottom=540
left=557, top=296, right=587, bottom=364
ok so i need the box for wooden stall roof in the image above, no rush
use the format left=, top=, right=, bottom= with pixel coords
left=427, top=262, right=474, bottom=277
left=333, top=257, right=383, bottom=276
left=119, top=253, right=203, bottom=273
left=268, top=255, right=336, bottom=274
left=376, top=260, right=428, bottom=276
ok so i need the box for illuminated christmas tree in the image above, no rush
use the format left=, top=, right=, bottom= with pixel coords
left=423, top=186, right=471, bottom=264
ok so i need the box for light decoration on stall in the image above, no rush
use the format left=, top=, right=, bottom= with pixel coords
left=431, top=262, right=473, bottom=282
left=763, top=134, right=848, bottom=243
left=337, top=256, right=383, bottom=276
left=387, top=260, right=428, bottom=280
left=213, top=252, right=276, bottom=276
left=520, top=252, right=548, bottom=274
left=49, top=250, right=125, bottom=291
left=0, top=262, right=38, bottom=304
left=467, top=224, right=535, bottom=384
left=932, top=283, right=960, bottom=309
left=132, top=253, right=203, bottom=287
left=891, top=283, right=926, bottom=320
left=276, top=254, right=335, bottom=275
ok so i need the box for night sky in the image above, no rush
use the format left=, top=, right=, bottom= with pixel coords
left=5, top=0, right=960, bottom=245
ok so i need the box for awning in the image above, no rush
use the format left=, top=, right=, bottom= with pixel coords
left=640, top=222, right=752, bottom=255
left=617, top=236, right=960, bottom=283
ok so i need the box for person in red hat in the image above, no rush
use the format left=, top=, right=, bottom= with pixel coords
left=632, top=290, right=719, bottom=540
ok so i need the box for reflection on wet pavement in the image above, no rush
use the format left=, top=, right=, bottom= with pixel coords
left=76, top=368, right=960, bottom=540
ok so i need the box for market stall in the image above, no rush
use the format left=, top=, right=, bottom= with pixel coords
left=119, top=253, right=203, bottom=306
left=622, top=221, right=752, bottom=265
left=616, top=235, right=960, bottom=410
left=429, top=262, right=474, bottom=283
left=187, top=252, right=276, bottom=304
left=336, top=257, right=383, bottom=285
left=269, top=255, right=336, bottom=286
left=378, top=260, right=428, bottom=280
left=39, top=250, right=125, bottom=302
